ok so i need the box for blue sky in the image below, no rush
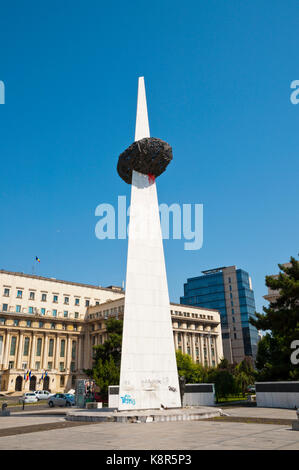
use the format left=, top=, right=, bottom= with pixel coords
left=0, top=0, right=298, bottom=314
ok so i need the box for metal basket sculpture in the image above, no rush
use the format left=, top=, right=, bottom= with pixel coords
left=117, top=137, right=173, bottom=184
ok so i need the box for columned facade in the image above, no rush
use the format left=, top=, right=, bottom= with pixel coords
left=0, top=270, right=223, bottom=393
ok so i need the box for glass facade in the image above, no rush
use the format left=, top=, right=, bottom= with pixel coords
left=180, top=267, right=259, bottom=359
left=180, top=271, right=228, bottom=327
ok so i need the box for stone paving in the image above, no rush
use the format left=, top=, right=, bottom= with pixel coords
left=220, top=406, right=297, bottom=420
left=0, top=407, right=298, bottom=449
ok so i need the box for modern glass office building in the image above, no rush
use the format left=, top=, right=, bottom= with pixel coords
left=180, top=266, right=259, bottom=363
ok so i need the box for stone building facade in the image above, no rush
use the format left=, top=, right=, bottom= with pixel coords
left=0, top=270, right=124, bottom=393
left=0, top=270, right=223, bottom=393
left=86, top=299, right=223, bottom=370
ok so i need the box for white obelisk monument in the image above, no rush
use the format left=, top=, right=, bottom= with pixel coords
left=118, top=77, right=181, bottom=410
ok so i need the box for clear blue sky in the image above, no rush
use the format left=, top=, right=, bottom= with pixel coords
left=0, top=0, right=298, bottom=314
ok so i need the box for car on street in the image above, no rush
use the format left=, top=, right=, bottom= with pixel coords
left=19, top=392, right=39, bottom=404
left=247, top=385, right=256, bottom=394
left=48, top=393, right=75, bottom=407
left=34, top=390, right=54, bottom=400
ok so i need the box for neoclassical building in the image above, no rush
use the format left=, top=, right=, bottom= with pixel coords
left=86, top=299, right=223, bottom=370
left=0, top=270, right=223, bottom=393
left=0, top=270, right=124, bottom=393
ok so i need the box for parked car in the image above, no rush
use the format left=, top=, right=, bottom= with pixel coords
left=35, top=390, right=54, bottom=400
left=19, top=392, right=39, bottom=404
left=247, top=385, right=256, bottom=394
left=48, top=393, right=75, bottom=407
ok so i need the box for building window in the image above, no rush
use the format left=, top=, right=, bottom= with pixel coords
left=28, top=307, right=33, bottom=314
left=64, top=297, right=69, bottom=305
left=52, top=310, right=57, bottom=317
left=0, top=318, right=5, bottom=325
left=75, top=312, right=79, bottom=319
left=60, top=375, right=65, bottom=387
left=85, top=300, right=90, bottom=307
left=2, top=304, right=8, bottom=312
left=36, top=338, right=42, bottom=356
left=60, top=339, right=65, bottom=357
left=10, top=337, right=17, bottom=356
left=228, top=277, right=231, bottom=283
left=41, top=308, right=46, bottom=315
left=26, top=320, right=31, bottom=327
left=63, top=311, right=68, bottom=318
left=73, top=325, right=77, bottom=331
left=234, top=333, right=237, bottom=340
left=16, top=290, right=23, bottom=298
left=53, top=295, right=58, bottom=303
left=75, top=298, right=80, bottom=306
left=29, top=292, right=35, bottom=300
left=59, top=362, right=65, bottom=372
left=51, top=323, right=55, bottom=330
left=22, top=362, right=27, bottom=369
left=70, top=362, right=76, bottom=372
left=71, top=341, right=76, bottom=360
left=47, top=362, right=52, bottom=370
left=35, top=361, right=40, bottom=370
left=3, top=288, right=10, bottom=297
left=0, top=335, right=3, bottom=355
left=41, top=293, right=47, bottom=302
left=231, top=301, right=234, bottom=307
left=23, top=337, right=30, bottom=356
left=16, top=305, right=21, bottom=313
left=232, top=308, right=234, bottom=315
left=48, top=339, right=54, bottom=356
left=8, top=361, right=14, bottom=369
left=39, top=321, right=43, bottom=328
left=13, top=319, right=19, bottom=327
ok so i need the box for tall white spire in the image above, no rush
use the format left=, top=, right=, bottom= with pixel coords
left=118, top=78, right=181, bottom=411
left=134, top=77, right=150, bottom=141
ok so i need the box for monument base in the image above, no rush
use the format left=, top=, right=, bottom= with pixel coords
left=65, top=406, right=222, bottom=423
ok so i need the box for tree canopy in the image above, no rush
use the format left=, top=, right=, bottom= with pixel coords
left=250, top=256, right=299, bottom=381
left=84, top=317, right=123, bottom=398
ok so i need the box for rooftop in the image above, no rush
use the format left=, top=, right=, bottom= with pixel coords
left=0, top=269, right=124, bottom=293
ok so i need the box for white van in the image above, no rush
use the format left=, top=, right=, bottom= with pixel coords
left=34, top=390, right=54, bottom=400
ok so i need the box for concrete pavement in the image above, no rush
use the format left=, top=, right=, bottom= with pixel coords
left=0, top=406, right=298, bottom=450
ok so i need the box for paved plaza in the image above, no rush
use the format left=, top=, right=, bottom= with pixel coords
left=0, top=407, right=298, bottom=450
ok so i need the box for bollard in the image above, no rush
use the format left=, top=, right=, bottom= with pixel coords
left=1, top=403, right=10, bottom=417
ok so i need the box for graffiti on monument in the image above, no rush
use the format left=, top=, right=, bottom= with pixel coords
left=120, top=394, right=136, bottom=405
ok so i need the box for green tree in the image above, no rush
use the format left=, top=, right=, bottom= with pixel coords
left=233, top=357, right=256, bottom=396
left=250, top=256, right=299, bottom=381
left=85, top=317, right=123, bottom=398
left=175, top=350, right=208, bottom=383
left=206, top=368, right=236, bottom=401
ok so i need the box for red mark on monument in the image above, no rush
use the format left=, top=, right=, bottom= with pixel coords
left=148, top=174, right=155, bottom=184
